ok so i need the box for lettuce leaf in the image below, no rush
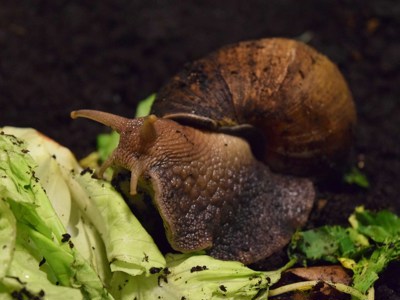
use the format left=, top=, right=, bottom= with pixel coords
left=0, top=128, right=165, bottom=299
left=64, top=170, right=166, bottom=275
left=0, top=130, right=113, bottom=299
left=110, top=253, right=289, bottom=300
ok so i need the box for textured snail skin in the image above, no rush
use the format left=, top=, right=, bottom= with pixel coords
left=71, top=110, right=314, bottom=264
left=153, top=38, right=357, bottom=175
left=71, top=38, right=356, bottom=264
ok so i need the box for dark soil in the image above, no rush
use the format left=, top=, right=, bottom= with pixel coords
left=1, top=0, right=399, bottom=298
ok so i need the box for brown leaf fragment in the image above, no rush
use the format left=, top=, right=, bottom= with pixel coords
left=287, top=265, right=351, bottom=285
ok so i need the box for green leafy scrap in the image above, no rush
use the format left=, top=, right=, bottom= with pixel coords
left=289, top=226, right=369, bottom=264
left=352, top=242, right=400, bottom=294
left=343, top=167, right=370, bottom=188
left=97, top=131, right=120, bottom=163
left=349, top=207, right=400, bottom=293
left=135, top=93, right=156, bottom=118
left=350, top=206, right=400, bottom=243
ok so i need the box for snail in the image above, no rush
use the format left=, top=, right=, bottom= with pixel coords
left=71, top=38, right=356, bottom=265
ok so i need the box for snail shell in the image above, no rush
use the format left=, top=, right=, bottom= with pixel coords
left=71, top=38, right=356, bottom=264
left=153, top=38, right=356, bottom=175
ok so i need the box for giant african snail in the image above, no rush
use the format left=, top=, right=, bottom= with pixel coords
left=71, top=38, right=356, bottom=264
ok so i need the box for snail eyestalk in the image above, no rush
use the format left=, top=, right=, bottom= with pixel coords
left=71, top=109, right=129, bottom=133
left=139, top=115, right=158, bottom=146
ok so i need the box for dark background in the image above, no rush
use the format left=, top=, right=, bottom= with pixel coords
left=1, top=0, right=399, bottom=298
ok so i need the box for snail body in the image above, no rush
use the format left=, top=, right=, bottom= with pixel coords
left=72, top=38, right=356, bottom=264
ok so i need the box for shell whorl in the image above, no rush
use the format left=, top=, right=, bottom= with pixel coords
left=152, top=38, right=356, bottom=175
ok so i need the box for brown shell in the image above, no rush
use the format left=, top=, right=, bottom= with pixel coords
left=152, top=38, right=356, bottom=175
